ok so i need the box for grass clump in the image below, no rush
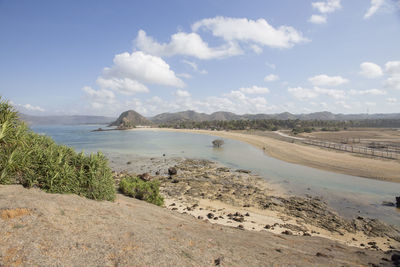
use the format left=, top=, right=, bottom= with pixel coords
left=0, top=97, right=116, bottom=201
left=119, top=176, right=164, bottom=206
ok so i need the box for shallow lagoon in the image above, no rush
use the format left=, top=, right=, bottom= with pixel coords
left=32, top=125, right=400, bottom=225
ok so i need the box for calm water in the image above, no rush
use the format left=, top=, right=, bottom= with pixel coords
left=32, top=125, right=400, bottom=226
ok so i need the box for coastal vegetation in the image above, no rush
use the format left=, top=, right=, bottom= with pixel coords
left=119, top=176, right=164, bottom=206
left=0, top=97, right=116, bottom=201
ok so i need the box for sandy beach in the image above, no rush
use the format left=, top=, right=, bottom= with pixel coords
left=130, top=128, right=400, bottom=183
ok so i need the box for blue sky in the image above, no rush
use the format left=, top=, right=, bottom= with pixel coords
left=1, top=0, right=400, bottom=116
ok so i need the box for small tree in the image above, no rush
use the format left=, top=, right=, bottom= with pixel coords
left=212, top=139, right=224, bottom=148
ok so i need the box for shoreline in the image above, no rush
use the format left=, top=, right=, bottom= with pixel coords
left=128, top=127, right=400, bottom=183
left=112, top=158, right=400, bottom=251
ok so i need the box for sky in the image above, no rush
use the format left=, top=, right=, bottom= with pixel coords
left=1, top=0, right=400, bottom=116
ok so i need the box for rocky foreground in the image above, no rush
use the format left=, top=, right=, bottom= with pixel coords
left=1, top=185, right=400, bottom=266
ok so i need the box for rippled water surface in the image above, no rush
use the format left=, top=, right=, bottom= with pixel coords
left=32, top=125, right=400, bottom=225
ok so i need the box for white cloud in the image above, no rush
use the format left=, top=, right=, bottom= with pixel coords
left=335, top=101, right=351, bottom=109
left=265, top=62, right=276, bottom=69
left=181, top=59, right=207, bottom=74
left=288, top=86, right=346, bottom=100
left=192, top=16, right=308, bottom=49
left=96, top=77, right=149, bottom=95
left=365, top=101, right=377, bottom=106
left=239, top=86, right=270, bottom=94
left=250, top=44, right=263, bottom=54
left=385, top=61, right=400, bottom=75
left=309, top=14, right=327, bottom=24
left=288, top=87, right=318, bottom=100
left=309, top=74, right=348, bottom=86
left=384, top=61, right=400, bottom=90
left=103, top=51, right=184, bottom=88
left=314, top=87, right=346, bottom=99
left=364, top=0, right=385, bottom=19
left=385, top=76, right=400, bottom=90
left=312, top=0, right=342, bottom=14
left=349, top=89, right=387, bottom=95
left=387, top=97, right=397, bottom=104
left=82, top=86, right=116, bottom=109
left=174, top=89, right=191, bottom=98
left=359, top=62, right=383, bottom=78
left=136, top=30, right=242, bottom=60
left=264, top=74, right=279, bottom=82
left=19, top=103, right=45, bottom=112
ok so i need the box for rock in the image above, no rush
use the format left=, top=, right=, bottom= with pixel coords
left=197, top=216, right=203, bottom=220
left=281, top=230, right=293, bottom=235
left=155, top=171, right=160, bottom=175
left=138, top=173, right=151, bottom=181
left=396, top=197, right=400, bottom=208
left=171, top=179, right=179, bottom=183
left=237, top=224, right=244, bottom=230
left=207, top=213, right=214, bottom=219
left=391, top=253, right=400, bottom=263
left=126, top=161, right=132, bottom=165
left=264, top=225, right=271, bottom=229
left=233, top=217, right=244, bottom=223
left=303, top=232, right=311, bottom=236
left=236, top=169, right=251, bottom=174
left=214, top=257, right=223, bottom=266
left=168, top=167, right=177, bottom=175
left=316, top=252, right=329, bottom=258
left=245, top=212, right=250, bottom=216
left=382, top=201, right=395, bottom=207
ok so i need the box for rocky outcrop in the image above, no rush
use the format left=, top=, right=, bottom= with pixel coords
left=109, top=110, right=152, bottom=129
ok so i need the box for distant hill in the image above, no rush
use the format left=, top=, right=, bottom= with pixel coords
left=21, top=114, right=115, bottom=125
left=146, top=110, right=400, bottom=124
left=109, top=110, right=152, bottom=128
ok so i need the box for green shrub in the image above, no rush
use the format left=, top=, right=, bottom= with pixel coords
left=119, top=176, right=164, bottom=206
left=0, top=97, right=116, bottom=201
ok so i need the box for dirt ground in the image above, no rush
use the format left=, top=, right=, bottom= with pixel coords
left=299, top=128, right=400, bottom=145
left=1, top=185, right=398, bottom=266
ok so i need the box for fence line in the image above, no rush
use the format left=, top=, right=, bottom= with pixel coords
left=301, top=139, right=400, bottom=160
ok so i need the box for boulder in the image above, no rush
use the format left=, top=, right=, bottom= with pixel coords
left=396, top=196, right=400, bottom=208
left=168, top=167, right=177, bottom=176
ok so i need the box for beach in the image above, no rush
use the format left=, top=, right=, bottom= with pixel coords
left=129, top=128, right=400, bottom=183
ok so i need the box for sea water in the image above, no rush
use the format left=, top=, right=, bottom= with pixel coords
left=32, top=124, right=400, bottom=226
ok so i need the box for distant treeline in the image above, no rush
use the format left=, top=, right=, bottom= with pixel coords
left=158, top=119, right=400, bottom=132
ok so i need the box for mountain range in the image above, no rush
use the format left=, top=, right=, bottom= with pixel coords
left=21, top=110, right=400, bottom=126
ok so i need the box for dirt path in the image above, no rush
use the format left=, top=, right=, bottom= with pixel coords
left=1, top=185, right=397, bottom=266
left=131, top=128, right=400, bottom=183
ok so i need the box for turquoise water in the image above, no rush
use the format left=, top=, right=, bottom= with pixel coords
left=32, top=125, right=400, bottom=225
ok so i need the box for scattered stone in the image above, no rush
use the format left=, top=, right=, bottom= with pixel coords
left=245, top=212, right=250, bottom=216
left=281, top=230, right=293, bottom=235
left=126, top=161, right=132, bottom=165
left=237, top=224, right=244, bottom=230
left=197, top=216, right=203, bottom=220
left=396, top=197, right=400, bottom=208
left=213, top=217, right=218, bottom=220
left=214, top=257, right=222, bottom=266
left=236, top=169, right=251, bottom=173
left=207, top=213, right=214, bottom=219
left=169, top=203, right=176, bottom=206
left=303, top=232, right=311, bottom=236
left=316, top=252, right=329, bottom=258
left=275, top=249, right=282, bottom=253
left=171, top=179, right=179, bottom=183
left=264, top=225, right=271, bottom=229
left=138, top=173, right=151, bottom=181
left=168, top=167, right=177, bottom=175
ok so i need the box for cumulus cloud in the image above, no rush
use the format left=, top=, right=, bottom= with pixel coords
left=174, top=89, right=191, bottom=98
left=312, top=0, right=342, bottom=13
left=309, top=74, right=348, bottom=87
left=136, top=30, right=242, bottom=60
left=364, top=0, right=385, bottom=19
left=264, top=74, right=279, bottom=82
left=310, top=0, right=341, bottom=24
left=103, top=51, right=184, bottom=88
left=239, top=86, right=270, bottom=94
left=349, top=89, right=386, bottom=95
left=384, top=61, right=400, bottom=90
left=359, top=62, right=383, bottom=78
left=309, top=14, right=327, bottom=24
left=288, top=87, right=319, bottom=100
left=82, top=86, right=116, bottom=109
left=288, top=86, right=346, bottom=100
left=13, top=103, right=45, bottom=112
left=192, top=16, right=308, bottom=49
left=96, top=77, right=149, bottom=95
